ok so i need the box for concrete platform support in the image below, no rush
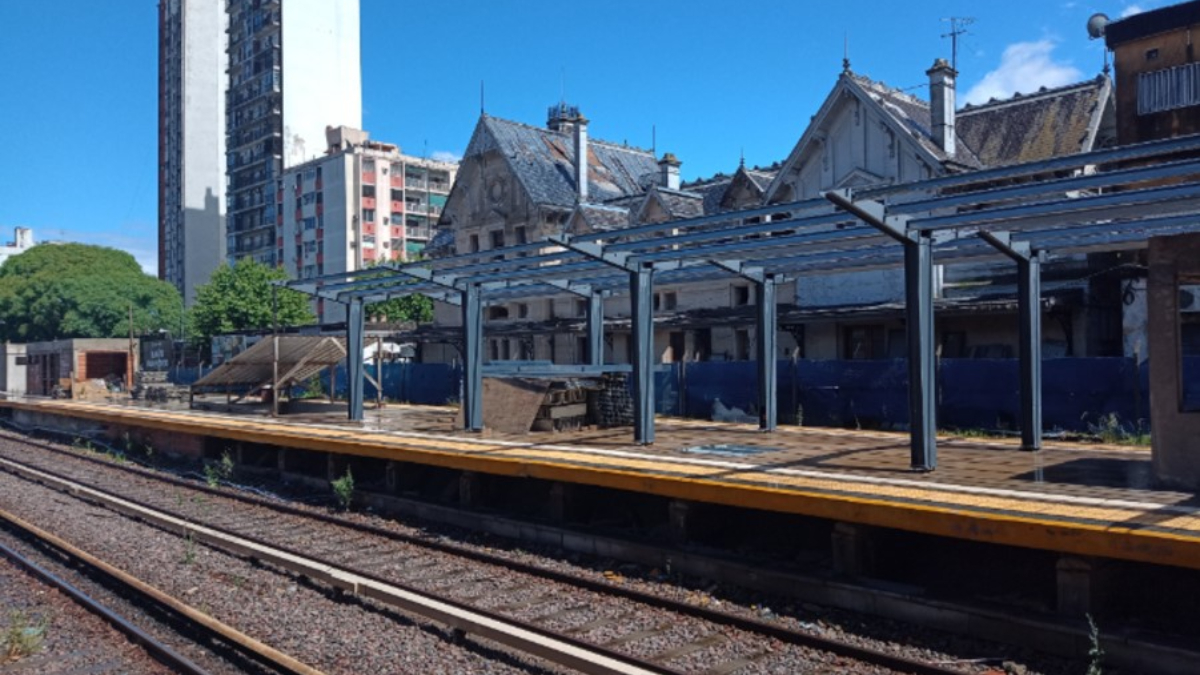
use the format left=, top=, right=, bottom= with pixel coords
left=548, top=482, right=572, bottom=523
left=459, top=471, right=481, bottom=509
left=326, top=453, right=347, bottom=483
left=385, top=461, right=399, bottom=493
left=831, top=522, right=874, bottom=578
left=1056, top=555, right=1113, bottom=617
left=1148, top=234, right=1200, bottom=489
left=668, top=500, right=691, bottom=545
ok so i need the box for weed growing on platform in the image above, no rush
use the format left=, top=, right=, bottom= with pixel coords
left=3, top=611, right=47, bottom=663
left=1086, top=613, right=1104, bottom=675
left=1085, top=412, right=1151, bottom=446
left=203, top=451, right=234, bottom=488
left=332, top=467, right=355, bottom=510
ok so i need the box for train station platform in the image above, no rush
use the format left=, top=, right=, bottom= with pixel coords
left=2, top=397, right=1198, bottom=573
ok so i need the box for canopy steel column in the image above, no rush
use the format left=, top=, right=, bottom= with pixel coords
left=756, top=275, right=778, bottom=430
left=980, top=231, right=1044, bottom=451
left=630, top=264, right=655, bottom=444
left=347, top=297, right=365, bottom=421
left=905, top=233, right=937, bottom=470
left=711, top=259, right=781, bottom=432
left=825, top=190, right=937, bottom=470
left=549, top=235, right=658, bottom=444
left=588, top=291, right=605, bottom=366
left=462, top=282, right=484, bottom=432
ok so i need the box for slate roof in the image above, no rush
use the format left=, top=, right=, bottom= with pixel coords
left=464, top=115, right=659, bottom=207
left=957, top=77, right=1112, bottom=166
left=653, top=187, right=706, bottom=219
left=849, top=74, right=984, bottom=170
left=572, top=204, right=630, bottom=233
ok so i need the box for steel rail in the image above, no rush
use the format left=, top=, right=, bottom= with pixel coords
left=0, top=453, right=683, bottom=675
left=0, top=509, right=324, bottom=675
left=0, top=537, right=214, bottom=675
left=0, top=428, right=967, bottom=675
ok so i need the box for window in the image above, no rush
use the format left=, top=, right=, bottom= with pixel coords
left=733, top=285, right=751, bottom=306
left=735, top=330, right=751, bottom=361
left=502, top=340, right=511, bottom=361
left=486, top=306, right=509, bottom=320
left=664, top=292, right=677, bottom=310
left=515, top=226, right=527, bottom=245
left=576, top=299, right=588, bottom=317
left=518, top=303, right=529, bottom=319
left=843, top=325, right=885, bottom=360
left=469, top=234, right=479, bottom=253
left=490, top=230, right=505, bottom=249
left=577, top=336, right=589, bottom=362
left=362, top=209, right=376, bottom=222
left=1137, top=61, right=1200, bottom=115
left=362, top=185, right=376, bottom=198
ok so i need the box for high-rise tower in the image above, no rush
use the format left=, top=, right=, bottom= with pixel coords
left=159, top=0, right=361, bottom=303
left=225, top=0, right=362, bottom=268
left=158, top=0, right=227, bottom=305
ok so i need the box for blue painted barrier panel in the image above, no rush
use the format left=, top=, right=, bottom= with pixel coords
left=1183, top=355, right=1200, bottom=412
left=939, top=359, right=1020, bottom=430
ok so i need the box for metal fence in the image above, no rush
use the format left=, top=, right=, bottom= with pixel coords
left=167, top=357, right=1170, bottom=433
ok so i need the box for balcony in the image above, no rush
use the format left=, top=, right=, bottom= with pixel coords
left=362, top=196, right=376, bottom=210
left=390, top=175, right=404, bottom=189
left=362, top=171, right=376, bottom=185
left=406, top=224, right=434, bottom=240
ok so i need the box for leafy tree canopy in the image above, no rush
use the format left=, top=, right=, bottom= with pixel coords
left=191, top=258, right=315, bottom=343
left=0, top=243, right=185, bottom=342
left=362, top=258, right=434, bottom=324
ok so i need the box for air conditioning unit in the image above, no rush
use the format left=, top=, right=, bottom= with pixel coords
left=1180, top=284, right=1200, bottom=313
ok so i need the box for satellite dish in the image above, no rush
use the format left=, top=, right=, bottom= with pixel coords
left=1087, top=13, right=1110, bottom=39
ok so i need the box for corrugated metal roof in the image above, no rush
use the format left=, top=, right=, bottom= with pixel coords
left=193, top=336, right=346, bottom=391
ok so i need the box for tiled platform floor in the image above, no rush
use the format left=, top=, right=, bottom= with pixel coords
left=5, top=397, right=1198, bottom=571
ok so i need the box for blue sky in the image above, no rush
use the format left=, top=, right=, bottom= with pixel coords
left=0, top=0, right=1159, bottom=274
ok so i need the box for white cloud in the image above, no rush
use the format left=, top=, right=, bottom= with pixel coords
left=1121, top=4, right=1145, bottom=18
left=963, top=40, right=1083, bottom=105
left=430, top=150, right=462, bottom=163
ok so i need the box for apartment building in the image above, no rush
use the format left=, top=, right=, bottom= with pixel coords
left=159, top=0, right=362, bottom=302
left=279, top=127, right=456, bottom=321
left=158, top=0, right=227, bottom=304
left=225, top=0, right=362, bottom=269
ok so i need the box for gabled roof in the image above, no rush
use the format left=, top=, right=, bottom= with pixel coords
left=567, top=203, right=631, bottom=235
left=462, top=115, right=659, bottom=208
left=850, top=73, right=984, bottom=170
left=765, top=68, right=1114, bottom=203
left=639, top=186, right=706, bottom=221
left=956, top=76, right=1114, bottom=166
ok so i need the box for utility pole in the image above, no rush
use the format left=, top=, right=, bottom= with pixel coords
left=127, top=303, right=135, bottom=391
left=941, top=17, right=975, bottom=72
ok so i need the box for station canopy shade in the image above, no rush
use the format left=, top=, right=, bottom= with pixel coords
left=192, top=336, right=346, bottom=393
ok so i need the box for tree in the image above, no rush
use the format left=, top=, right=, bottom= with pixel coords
left=190, top=258, right=315, bottom=344
left=363, top=259, right=433, bottom=323
left=0, top=244, right=185, bottom=342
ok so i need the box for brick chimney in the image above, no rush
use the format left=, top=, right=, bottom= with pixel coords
left=927, top=58, right=957, bottom=157
left=658, top=153, right=681, bottom=190
left=574, top=112, right=589, bottom=202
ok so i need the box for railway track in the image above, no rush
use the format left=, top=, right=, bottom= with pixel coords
left=0, top=510, right=318, bottom=675
left=0, top=428, right=972, bottom=675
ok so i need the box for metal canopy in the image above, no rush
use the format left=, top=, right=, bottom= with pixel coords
left=280, top=132, right=1200, bottom=466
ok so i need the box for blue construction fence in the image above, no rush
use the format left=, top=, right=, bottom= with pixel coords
left=167, top=356, right=1198, bottom=432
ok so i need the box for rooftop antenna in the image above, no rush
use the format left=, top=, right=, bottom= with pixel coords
left=941, top=17, right=975, bottom=72
left=560, top=67, right=566, bottom=105
left=843, top=33, right=851, bottom=73
left=480, top=80, right=485, bottom=116
left=740, top=148, right=745, bottom=169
